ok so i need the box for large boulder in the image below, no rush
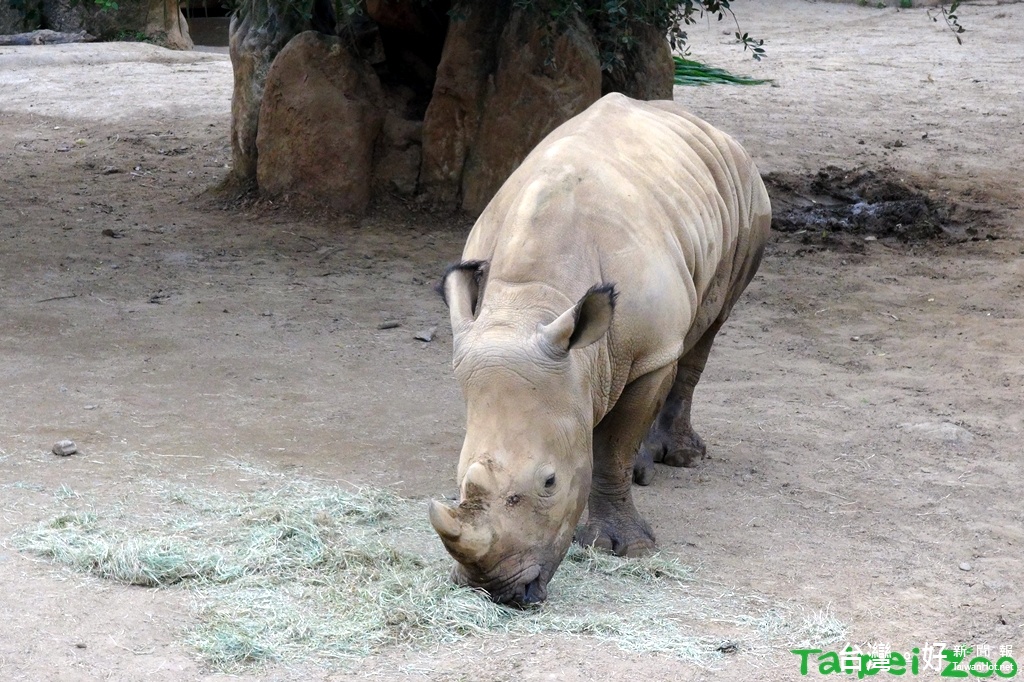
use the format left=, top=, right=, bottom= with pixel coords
left=228, top=0, right=337, bottom=185
left=420, top=6, right=602, bottom=214
left=256, top=31, right=385, bottom=213
left=229, top=6, right=300, bottom=184
left=459, top=10, right=602, bottom=213
left=225, top=1, right=671, bottom=215
left=418, top=2, right=504, bottom=205
left=601, top=23, right=673, bottom=100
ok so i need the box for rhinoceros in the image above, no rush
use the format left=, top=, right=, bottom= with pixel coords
left=429, top=93, right=771, bottom=605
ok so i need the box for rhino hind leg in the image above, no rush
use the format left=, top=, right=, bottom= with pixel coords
left=578, top=365, right=676, bottom=556
left=634, top=319, right=724, bottom=485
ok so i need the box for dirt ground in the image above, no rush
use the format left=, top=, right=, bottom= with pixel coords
left=1, top=1, right=1022, bottom=680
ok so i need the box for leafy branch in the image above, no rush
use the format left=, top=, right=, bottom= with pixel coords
left=933, top=1, right=966, bottom=45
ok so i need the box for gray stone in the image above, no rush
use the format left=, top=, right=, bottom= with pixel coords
left=52, top=439, right=77, bottom=456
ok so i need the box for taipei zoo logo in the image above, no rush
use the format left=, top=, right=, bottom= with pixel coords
left=792, top=644, right=1018, bottom=678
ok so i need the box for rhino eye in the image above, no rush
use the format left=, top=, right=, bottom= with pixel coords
left=544, top=474, right=556, bottom=489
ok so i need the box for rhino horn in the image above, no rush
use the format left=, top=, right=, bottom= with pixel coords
left=428, top=499, right=463, bottom=540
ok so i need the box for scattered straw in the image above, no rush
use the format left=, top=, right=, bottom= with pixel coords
left=12, top=479, right=846, bottom=671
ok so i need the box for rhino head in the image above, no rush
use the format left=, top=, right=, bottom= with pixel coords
left=429, top=261, right=615, bottom=605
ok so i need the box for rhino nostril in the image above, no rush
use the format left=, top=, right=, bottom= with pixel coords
left=522, top=577, right=545, bottom=604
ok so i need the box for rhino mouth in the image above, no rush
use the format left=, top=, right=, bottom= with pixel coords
left=452, top=562, right=548, bottom=607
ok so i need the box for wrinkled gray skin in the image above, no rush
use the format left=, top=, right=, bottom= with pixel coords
left=429, top=93, right=772, bottom=605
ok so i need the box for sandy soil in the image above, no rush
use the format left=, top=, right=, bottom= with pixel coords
left=1, top=2, right=1022, bottom=680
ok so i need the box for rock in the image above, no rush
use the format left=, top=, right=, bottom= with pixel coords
left=600, top=23, right=674, bottom=100
left=414, top=326, right=436, bottom=342
left=382, top=110, right=423, bottom=148
left=959, top=562, right=972, bottom=572
left=459, top=10, right=602, bottom=214
left=422, top=7, right=609, bottom=213
left=419, top=2, right=505, bottom=205
left=377, top=320, right=401, bottom=330
left=375, top=145, right=421, bottom=196
left=256, top=31, right=384, bottom=213
left=52, top=439, right=77, bottom=456
left=900, top=421, right=975, bottom=448
left=0, top=0, right=34, bottom=34
left=228, top=7, right=309, bottom=185
left=39, top=0, right=148, bottom=41
left=374, top=110, right=423, bottom=196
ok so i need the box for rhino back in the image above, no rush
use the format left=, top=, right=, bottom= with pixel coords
left=464, top=93, right=770, bottom=383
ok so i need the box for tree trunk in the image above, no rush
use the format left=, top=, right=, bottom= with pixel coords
left=145, top=0, right=193, bottom=51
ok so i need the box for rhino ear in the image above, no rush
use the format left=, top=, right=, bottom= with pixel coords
left=438, top=260, right=488, bottom=332
left=539, top=284, right=616, bottom=354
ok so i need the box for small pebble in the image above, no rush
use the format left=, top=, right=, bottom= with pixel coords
left=84, top=405, right=97, bottom=410
left=959, top=562, right=972, bottom=572
left=75, top=642, right=87, bottom=649
left=851, top=336, right=861, bottom=342
left=52, top=439, right=78, bottom=456
left=414, top=326, right=437, bottom=342
left=377, top=320, right=400, bottom=330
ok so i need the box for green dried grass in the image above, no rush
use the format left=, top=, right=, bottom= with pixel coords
left=674, top=56, right=771, bottom=86
left=12, top=479, right=846, bottom=671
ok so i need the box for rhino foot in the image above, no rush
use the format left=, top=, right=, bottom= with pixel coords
left=661, top=430, right=707, bottom=468
left=639, top=427, right=707, bottom=473
left=574, top=516, right=656, bottom=558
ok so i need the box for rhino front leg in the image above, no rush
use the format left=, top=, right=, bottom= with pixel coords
left=635, top=319, right=724, bottom=484
left=577, top=364, right=676, bottom=556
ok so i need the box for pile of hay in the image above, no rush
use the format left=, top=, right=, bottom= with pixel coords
left=12, top=478, right=844, bottom=671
